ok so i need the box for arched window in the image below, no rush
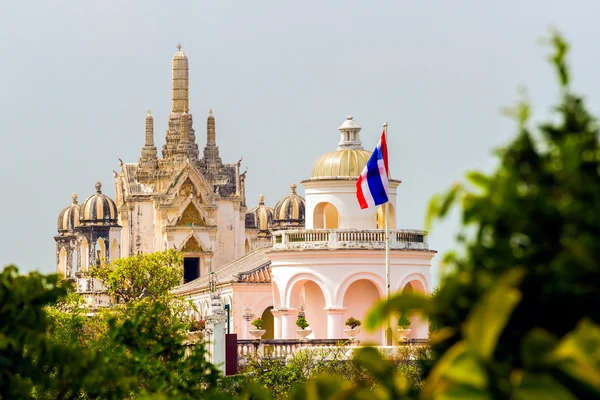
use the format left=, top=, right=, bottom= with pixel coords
left=58, top=247, right=67, bottom=277
left=80, top=238, right=89, bottom=272
left=313, top=202, right=339, bottom=229
left=376, top=204, right=396, bottom=229
left=97, top=238, right=106, bottom=265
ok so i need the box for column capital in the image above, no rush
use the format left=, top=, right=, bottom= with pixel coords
left=272, top=307, right=297, bottom=316
left=324, top=307, right=346, bottom=314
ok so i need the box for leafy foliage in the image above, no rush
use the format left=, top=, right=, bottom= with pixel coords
left=90, top=249, right=183, bottom=303
left=345, top=317, right=361, bottom=329
left=397, top=315, right=411, bottom=329
left=364, top=30, right=600, bottom=399
left=251, top=317, right=263, bottom=330
left=296, top=317, right=309, bottom=330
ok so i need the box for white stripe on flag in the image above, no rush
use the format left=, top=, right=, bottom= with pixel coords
left=360, top=174, right=375, bottom=207
left=377, top=159, right=389, bottom=193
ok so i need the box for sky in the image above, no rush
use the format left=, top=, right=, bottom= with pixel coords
left=1, top=1, right=600, bottom=286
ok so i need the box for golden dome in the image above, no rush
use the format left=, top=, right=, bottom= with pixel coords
left=57, top=193, right=80, bottom=234
left=80, top=182, right=119, bottom=226
left=311, top=149, right=372, bottom=178
left=246, top=195, right=274, bottom=237
left=272, top=184, right=305, bottom=230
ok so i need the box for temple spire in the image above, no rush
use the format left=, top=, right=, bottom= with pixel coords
left=145, top=110, right=154, bottom=146
left=138, top=110, right=158, bottom=175
left=199, top=109, right=223, bottom=174
left=172, top=43, right=189, bottom=113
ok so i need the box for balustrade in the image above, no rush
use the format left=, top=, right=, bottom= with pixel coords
left=272, top=229, right=428, bottom=251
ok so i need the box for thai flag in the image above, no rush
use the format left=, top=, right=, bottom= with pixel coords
left=356, top=130, right=389, bottom=209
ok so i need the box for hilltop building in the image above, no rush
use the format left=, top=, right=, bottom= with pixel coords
left=54, top=45, right=435, bottom=344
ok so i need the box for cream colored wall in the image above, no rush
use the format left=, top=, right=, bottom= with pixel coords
left=215, top=201, right=238, bottom=269
left=303, top=180, right=399, bottom=230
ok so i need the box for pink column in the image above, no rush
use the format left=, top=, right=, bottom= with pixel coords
left=271, top=309, right=284, bottom=339
left=325, top=307, right=346, bottom=339
left=279, top=308, right=297, bottom=339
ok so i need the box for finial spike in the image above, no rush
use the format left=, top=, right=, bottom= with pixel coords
left=72, top=193, right=78, bottom=204
left=259, top=194, right=265, bottom=204
left=290, top=183, right=297, bottom=194
left=209, top=108, right=213, bottom=116
left=177, top=42, right=182, bottom=51
left=147, top=109, right=151, bottom=116
left=95, top=182, right=102, bottom=193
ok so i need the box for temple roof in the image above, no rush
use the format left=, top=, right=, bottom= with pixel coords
left=172, top=246, right=272, bottom=295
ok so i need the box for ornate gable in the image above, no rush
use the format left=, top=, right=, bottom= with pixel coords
left=177, top=203, right=204, bottom=227
left=160, top=161, right=213, bottom=206
left=177, top=232, right=212, bottom=254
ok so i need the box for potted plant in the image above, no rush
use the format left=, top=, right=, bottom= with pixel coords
left=249, top=317, right=266, bottom=339
left=186, top=318, right=205, bottom=342
left=397, top=315, right=412, bottom=341
left=296, top=316, right=311, bottom=338
left=344, top=317, right=361, bottom=340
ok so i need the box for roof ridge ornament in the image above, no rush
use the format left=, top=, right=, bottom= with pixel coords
left=95, top=182, right=102, bottom=194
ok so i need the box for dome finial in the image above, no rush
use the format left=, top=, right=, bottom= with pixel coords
left=347, top=116, right=353, bottom=120
left=147, top=109, right=151, bottom=116
left=72, top=193, right=78, bottom=204
left=259, top=194, right=265, bottom=204
left=290, top=183, right=297, bottom=194
left=95, top=182, right=102, bottom=194
left=209, top=108, right=213, bottom=116
left=177, top=42, right=182, bottom=51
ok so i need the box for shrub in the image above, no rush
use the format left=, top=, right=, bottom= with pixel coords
left=251, top=317, right=263, bottom=330
left=296, top=316, right=309, bottom=330
left=345, top=317, right=361, bottom=329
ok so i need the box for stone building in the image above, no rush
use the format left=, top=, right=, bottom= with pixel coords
left=54, top=45, right=435, bottom=343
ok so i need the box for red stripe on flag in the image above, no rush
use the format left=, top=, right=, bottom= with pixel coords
left=356, top=175, right=368, bottom=209
left=380, top=129, right=389, bottom=177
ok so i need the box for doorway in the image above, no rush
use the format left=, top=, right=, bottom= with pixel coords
left=183, top=257, right=200, bottom=283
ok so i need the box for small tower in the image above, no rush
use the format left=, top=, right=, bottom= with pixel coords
left=272, top=184, right=306, bottom=231
left=137, top=110, right=159, bottom=180
left=199, top=109, right=223, bottom=175
left=163, top=43, right=199, bottom=165
left=54, top=193, right=81, bottom=279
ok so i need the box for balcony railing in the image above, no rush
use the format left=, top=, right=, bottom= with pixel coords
left=271, top=229, right=429, bottom=251
left=237, top=338, right=429, bottom=365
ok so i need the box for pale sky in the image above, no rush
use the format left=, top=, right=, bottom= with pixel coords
left=1, top=1, right=599, bottom=285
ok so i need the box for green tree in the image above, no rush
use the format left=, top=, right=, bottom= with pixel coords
left=364, top=31, right=600, bottom=399
left=91, top=249, right=183, bottom=303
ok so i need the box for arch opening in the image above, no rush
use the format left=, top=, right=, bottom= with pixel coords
left=288, top=279, right=327, bottom=339
left=80, top=238, right=89, bottom=272
left=401, top=280, right=428, bottom=339
left=245, top=238, right=250, bottom=254
left=58, top=247, right=66, bottom=278
left=97, top=238, right=106, bottom=266
left=342, top=279, right=382, bottom=344
left=313, top=202, right=339, bottom=229
left=260, top=306, right=275, bottom=340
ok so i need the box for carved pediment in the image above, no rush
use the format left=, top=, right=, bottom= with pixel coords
left=160, top=162, right=213, bottom=206
left=177, top=232, right=212, bottom=254
left=177, top=203, right=205, bottom=227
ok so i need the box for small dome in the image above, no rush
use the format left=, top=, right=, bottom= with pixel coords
left=246, top=195, right=274, bottom=237
left=311, top=149, right=372, bottom=178
left=57, top=193, right=80, bottom=234
left=272, top=184, right=305, bottom=230
left=310, top=116, right=371, bottom=178
left=80, top=182, right=119, bottom=226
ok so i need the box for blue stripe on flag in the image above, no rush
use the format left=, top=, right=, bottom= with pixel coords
left=365, top=147, right=388, bottom=205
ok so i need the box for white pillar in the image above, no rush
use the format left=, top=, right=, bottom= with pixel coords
left=271, top=309, right=284, bottom=339
left=280, top=308, right=297, bottom=339
left=325, top=307, right=346, bottom=339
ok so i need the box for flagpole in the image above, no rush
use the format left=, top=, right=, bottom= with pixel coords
left=383, top=121, right=391, bottom=346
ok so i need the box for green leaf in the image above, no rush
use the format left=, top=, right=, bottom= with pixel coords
left=521, top=329, right=558, bottom=369
left=438, top=184, right=463, bottom=218
left=465, top=171, right=491, bottom=191
left=550, top=319, right=600, bottom=394
left=425, top=193, right=442, bottom=231
left=421, top=341, right=489, bottom=400
left=462, top=268, right=525, bottom=361
left=513, top=373, right=577, bottom=400
left=365, top=292, right=431, bottom=331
